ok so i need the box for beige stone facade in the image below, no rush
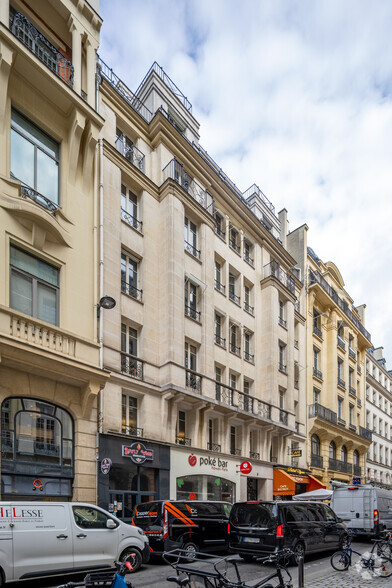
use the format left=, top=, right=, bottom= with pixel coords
left=0, top=0, right=108, bottom=502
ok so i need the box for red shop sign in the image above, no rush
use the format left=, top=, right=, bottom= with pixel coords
left=239, top=461, right=252, bottom=475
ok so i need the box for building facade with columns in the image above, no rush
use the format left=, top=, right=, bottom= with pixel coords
left=0, top=0, right=108, bottom=501
left=96, top=60, right=310, bottom=516
left=365, top=347, right=392, bottom=488
left=286, top=225, right=372, bottom=487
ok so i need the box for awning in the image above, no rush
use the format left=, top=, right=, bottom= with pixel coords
left=307, top=474, right=326, bottom=491
left=273, top=469, right=326, bottom=496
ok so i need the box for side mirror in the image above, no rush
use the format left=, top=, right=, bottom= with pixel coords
left=107, top=519, right=117, bottom=529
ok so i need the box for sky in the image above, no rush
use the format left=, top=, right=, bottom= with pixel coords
left=100, top=0, right=392, bottom=367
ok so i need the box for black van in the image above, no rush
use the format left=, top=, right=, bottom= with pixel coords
left=132, top=500, right=231, bottom=557
left=229, top=501, right=347, bottom=564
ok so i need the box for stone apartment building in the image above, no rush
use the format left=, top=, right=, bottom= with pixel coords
left=0, top=0, right=108, bottom=501
left=286, top=225, right=372, bottom=487
left=95, top=60, right=313, bottom=517
left=365, top=347, right=392, bottom=487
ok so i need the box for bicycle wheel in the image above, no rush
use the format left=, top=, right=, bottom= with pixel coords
left=372, top=556, right=392, bottom=578
left=330, top=551, right=350, bottom=571
left=377, top=542, right=392, bottom=558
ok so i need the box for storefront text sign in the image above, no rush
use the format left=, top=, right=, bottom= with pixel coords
left=122, top=443, right=154, bottom=464
left=188, top=453, right=229, bottom=471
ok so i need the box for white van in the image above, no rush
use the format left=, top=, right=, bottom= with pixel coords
left=331, top=485, right=392, bottom=536
left=0, top=502, right=149, bottom=584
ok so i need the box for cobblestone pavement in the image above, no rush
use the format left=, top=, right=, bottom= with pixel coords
left=303, top=568, right=391, bottom=588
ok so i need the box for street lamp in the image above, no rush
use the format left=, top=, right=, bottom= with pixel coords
left=97, top=295, right=116, bottom=317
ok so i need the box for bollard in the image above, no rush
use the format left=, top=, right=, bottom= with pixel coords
left=298, top=555, right=305, bottom=588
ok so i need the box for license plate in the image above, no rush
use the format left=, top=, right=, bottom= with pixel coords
left=243, top=537, right=259, bottom=543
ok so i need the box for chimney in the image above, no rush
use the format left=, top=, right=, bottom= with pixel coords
left=278, top=209, right=288, bottom=249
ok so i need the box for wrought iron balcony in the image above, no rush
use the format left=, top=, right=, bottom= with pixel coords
left=215, top=383, right=272, bottom=421
left=122, top=426, right=143, bottom=438
left=313, top=325, right=322, bottom=338
left=184, top=240, right=201, bottom=258
left=121, top=280, right=143, bottom=301
left=10, top=12, right=74, bottom=88
left=278, top=362, right=287, bottom=373
left=137, top=61, right=192, bottom=112
left=121, top=207, right=143, bottom=232
left=359, top=426, right=372, bottom=441
left=329, top=458, right=352, bottom=474
left=17, top=181, right=59, bottom=215
left=264, top=260, right=296, bottom=295
left=230, top=343, right=241, bottom=356
left=121, top=353, right=143, bottom=380
left=311, top=454, right=323, bottom=468
left=353, top=465, right=362, bottom=476
left=115, top=135, right=145, bottom=173
left=337, top=336, right=346, bottom=351
left=349, top=387, right=356, bottom=397
left=309, top=269, right=371, bottom=342
left=231, top=448, right=241, bottom=456
left=229, top=239, right=240, bottom=254
left=338, top=377, right=346, bottom=389
left=279, top=317, right=287, bottom=328
left=214, top=280, right=226, bottom=294
left=185, top=304, right=201, bottom=322
left=186, top=370, right=201, bottom=391
left=244, top=251, right=254, bottom=267
left=215, top=226, right=226, bottom=240
left=162, top=158, right=214, bottom=215
left=214, top=334, right=226, bottom=348
left=244, top=301, right=254, bottom=315
left=349, top=347, right=356, bottom=360
left=207, top=442, right=221, bottom=452
left=244, top=350, right=254, bottom=363
left=229, top=291, right=240, bottom=305
left=338, top=417, right=346, bottom=426
left=176, top=436, right=191, bottom=446
left=249, top=451, right=260, bottom=460
left=279, top=410, right=288, bottom=425
left=313, top=367, right=323, bottom=380
left=308, top=402, right=337, bottom=424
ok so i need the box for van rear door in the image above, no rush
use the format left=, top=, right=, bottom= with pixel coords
left=132, top=502, right=164, bottom=552
left=12, top=503, right=74, bottom=580
left=332, top=487, right=372, bottom=532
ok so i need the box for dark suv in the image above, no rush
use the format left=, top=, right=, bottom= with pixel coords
left=229, top=501, right=347, bottom=564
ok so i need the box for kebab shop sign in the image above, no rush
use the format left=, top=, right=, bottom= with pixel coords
left=188, top=453, right=230, bottom=472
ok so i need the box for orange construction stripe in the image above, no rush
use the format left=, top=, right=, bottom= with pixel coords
left=164, top=501, right=196, bottom=526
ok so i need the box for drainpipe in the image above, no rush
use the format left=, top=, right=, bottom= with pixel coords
left=98, top=138, right=104, bottom=436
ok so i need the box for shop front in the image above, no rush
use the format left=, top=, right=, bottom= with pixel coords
left=98, top=434, right=170, bottom=522
left=170, top=447, right=274, bottom=503
left=273, top=466, right=326, bottom=499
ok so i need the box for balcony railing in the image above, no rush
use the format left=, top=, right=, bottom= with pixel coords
left=162, top=158, right=215, bottom=215
left=353, top=465, right=362, bottom=477
left=313, top=367, right=323, bottom=380
left=214, top=334, right=226, bottom=348
left=337, top=336, right=346, bottom=351
left=308, top=403, right=337, bottom=424
left=278, top=362, right=287, bottom=373
left=231, top=448, right=241, bottom=456
left=122, top=426, right=143, bottom=437
left=279, top=410, right=288, bottom=425
left=215, top=226, right=226, bottom=240
left=214, top=280, right=226, bottom=294
left=136, top=61, right=192, bottom=112
left=229, top=239, right=240, bottom=254
left=357, top=365, right=362, bottom=374
left=115, top=135, right=145, bottom=173
left=121, top=208, right=143, bottom=232
left=313, top=325, right=322, bottom=338
left=176, top=436, right=191, bottom=446
left=309, top=269, right=371, bottom=342
left=229, top=291, right=240, bottom=305
left=121, top=353, right=144, bottom=380
left=329, top=458, right=353, bottom=474
left=244, top=251, right=254, bottom=267
left=349, top=387, right=356, bottom=397
left=349, top=347, right=356, bottom=360
left=311, top=454, right=324, bottom=468
left=186, top=370, right=201, bottom=391
left=249, top=451, right=260, bottom=460
left=279, top=317, right=287, bottom=328
left=207, top=442, right=221, bottom=452
left=244, top=301, right=254, bottom=315
left=244, top=350, right=254, bottom=363
left=184, top=240, right=201, bottom=258
left=121, top=280, right=143, bottom=301
left=337, top=377, right=346, bottom=389
left=10, top=12, right=74, bottom=88
left=185, top=305, right=201, bottom=322
left=16, top=181, right=59, bottom=215
left=264, top=260, right=296, bottom=295
left=230, top=343, right=241, bottom=356
left=216, top=384, right=272, bottom=421
left=359, top=426, right=372, bottom=441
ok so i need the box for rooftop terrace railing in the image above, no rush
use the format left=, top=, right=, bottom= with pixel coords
left=135, top=61, right=192, bottom=112
left=162, top=157, right=215, bottom=215
left=243, top=183, right=275, bottom=213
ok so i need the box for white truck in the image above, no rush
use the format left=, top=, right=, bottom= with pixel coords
left=330, top=484, right=392, bottom=536
left=0, top=502, right=149, bottom=585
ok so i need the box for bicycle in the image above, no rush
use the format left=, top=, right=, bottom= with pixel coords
left=164, top=547, right=294, bottom=588
left=330, top=529, right=392, bottom=578
left=377, top=530, right=392, bottom=558
left=56, top=560, right=134, bottom=588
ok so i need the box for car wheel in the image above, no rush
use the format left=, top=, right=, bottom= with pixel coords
left=120, top=547, right=142, bottom=572
left=182, top=541, right=199, bottom=561
left=290, top=542, right=305, bottom=566
left=240, top=554, right=254, bottom=562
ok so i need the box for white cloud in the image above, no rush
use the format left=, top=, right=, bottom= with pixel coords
left=100, top=0, right=392, bottom=366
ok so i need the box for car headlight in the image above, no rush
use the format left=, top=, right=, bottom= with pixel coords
left=137, top=528, right=145, bottom=536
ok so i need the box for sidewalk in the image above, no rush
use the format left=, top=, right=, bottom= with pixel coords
left=304, top=568, right=391, bottom=588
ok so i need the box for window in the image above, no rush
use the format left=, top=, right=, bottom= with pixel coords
left=349, top=403, right=354, bottom=426
left=116, top=129, right=144, bottom=172
left=230, top=426, right=237, bottom=455
left=177, top=410, right=186, bottom=444
left=121, top=185, right=141, bottom=230
left=229, top=273, right=239, bottom=304
left=313, top=347, right=321, bottom=376
left=337, top=396, right=344, bottom=420
left=73, top=506, right=110, bottom=529
left=229, top=226, right=240, bottom=253
left=279, top=300, right=286, bottom=327
left=215, top=313, right=225, bottom=346
left=215, top=213, right=225, bottom=239
left=215, top=261, right=224, bottom=292
left=230, top=323, right=240, bottom=355
left=184, top=217, right=199, bottom=257
left=349, top=368, right=354, bottom=391
left=10, top=246, right=59, bottom=325
left=184, top=279, right=199, bottom=321
left=341, top=445, right=347, bottom=462
left=121, top=323, right=142, bottom=378
left=313, top=387, right=320, bottom=404
left=122, top=395, right=138, bottom=435
left=353, top=450, right=359, bottom=466
left=338, top=358, right=343, bottom=379
left=329, top=441, right=336, bottom=460
left=279, top=343, right=286, bottom=372
left=11, top=109, right=59, bottom=205
left=185, top=342, right=197, bottom=371
left=244, top=332, right=253, bottom=362
left=311, top=434, right=321, bottom=456
left=215, top=365, right=222, bottom=401
left=313, top=309, right=321, bottom=335
left=244, top=284, right=253, bottom=314
left=121, top=252, right=141, bottom=300
left=243, top=241, right=253, bottom=265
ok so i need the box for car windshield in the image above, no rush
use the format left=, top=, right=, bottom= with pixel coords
left=230, top=503, right=277, bottom=527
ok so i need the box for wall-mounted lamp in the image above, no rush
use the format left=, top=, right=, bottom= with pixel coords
left=97, top=295, right=116, bottom=317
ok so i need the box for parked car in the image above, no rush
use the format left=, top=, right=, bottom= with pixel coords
left=330, top=484, right=392, bottom=536
left=0, top=501, right=149, bottom=584
left=228, top=500, right=347, bottom=564
left=132, top=500, right=231, bottom=557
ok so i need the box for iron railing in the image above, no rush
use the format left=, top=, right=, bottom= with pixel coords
left=10, top=12, right=74, bottom=88
left=186, top=370, right=201, bottom=391
left=353, top=465, right=362, bottom=476
left=229, top=291, right=240, bottom=305
left=242, top=183, right=275, bottom=213
left=349, top=387, right=356, bottom=397
left=313, top=367, right=323, bottom=380
left=311, top=454, right=323, bottom=468
left=349, top=347, right=356, bottom=360
left=244, top=251, right=254, bottom=267
left=162, top=158, right=215, bottom=215
left=359, top=426, right=372, bottom=441
left=185, top=304, right=201, bottom=322
left=249, top=451, right=260, bottom=460
left=231, top=448, right=241, bottom=456
left=207, top=442, right=221, bottom=452
left=329, top=458, right=352, bottom=474
left=279, top=317, right=287, bottom=328
left=244, top=350, right=254, bottom=363
left=244, top=301, right=254, bottom=315
left=230, top=343, right=241, bottom=356
left=313, top=325, right=322, bottom=338
left=264, top=260, right=296, bottom=295
left=279, top=362, right=287, bottom=373
left=17, top=181, right=59, bottom=215
left=279, top=410, right=288, bottom=425
left=122, top=426, right=143, bottom=437
left=337, top=336, right=346, bottom=351
left=338, top=377, right=346, bottom=389
left=121, top=280, right=143, bottom=301
left=120, top=353, right=143, bottom=379
left=184, top=240, right=201, bottom=258
left=121, top=208, right=143, bottom=232
left=214, top=334, right=226, bottom=347
left=176, top=436, right=191, bottom=446
left=215, top=225, right=226, bottom=240
left=308, top=403, right=337, bottom=424
left=215, top=384, right=272, bottom=421
left=135, top=61, right=192, bottom=112
left=115, top=135, right=145, bottom=173
left=229, top=238, right=240, bottom=254
left=214, top=280, right=226, bottom=294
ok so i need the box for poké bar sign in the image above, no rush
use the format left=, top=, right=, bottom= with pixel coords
left=122, top=443, right=154, bottom=464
